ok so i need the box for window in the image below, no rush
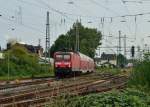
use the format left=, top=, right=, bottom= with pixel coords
left=55, top=54, right=70, bottom=61
left=56, top=55, right=63, bottom=61
left=64, top=55, right=70, bottom=60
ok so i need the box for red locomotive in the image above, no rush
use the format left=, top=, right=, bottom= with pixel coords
left=54, top=51, right=95, bottom=77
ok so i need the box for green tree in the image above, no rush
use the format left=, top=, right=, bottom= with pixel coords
left=144, top=52, right=150, bottom=60
left=50, top=22, right=102, bottom=58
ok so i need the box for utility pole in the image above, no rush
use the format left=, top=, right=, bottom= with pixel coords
left=99, top=47, right=100, bottom=57
left=38, top=39, right=41, bottom=47
left=124, top=35, right=127, bottom=65
left=16, top=6, right=22, bottom=24
left=75, top=20, right=79, bottom=52
left=117, top=30, right=121, bottom=67
left=137, top=46, right=141, bottom=60
left=124, top=35, right=127, bottom=57
left=119, top=30, right=121, bottom=55
left=45, top=11, right=50, bottom=63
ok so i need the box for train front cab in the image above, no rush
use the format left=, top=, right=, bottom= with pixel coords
left=54, top=52, right=72, bottom=77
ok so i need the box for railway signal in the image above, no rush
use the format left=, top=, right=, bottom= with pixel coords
left=131, top=46, right=135, bottom=57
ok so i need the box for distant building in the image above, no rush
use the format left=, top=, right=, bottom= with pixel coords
left=23, top=44, right=43, bottom=57
left=7, top=41, right=43, bottom=57
left=94, top=52, right=117, bottom=67
left=0, top=52, right=4, bottom=60
left=39, top=57, right=54, bottom=65
left=0, top=45, right=4, bottom=60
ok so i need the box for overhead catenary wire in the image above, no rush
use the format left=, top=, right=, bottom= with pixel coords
left=1, top=1, right=150, bottom=42
left=0, top=7, right=149, bottom=41
left=0, top=0, right=149, bottom=59
left=120, top=0, right=131, bottom=14
left=0, top=2, right=48, bottom=34
left=89, top=0, right=134, bottom=45
left=120, top=0, right=133, bottom=35
left=89, top=0, right=121, bottom=16
left=68, top=1, right=93, bottom=16
left=35, top=0, right=75, bottom=21
left=122, top=0, right=150, bottom=4
left=0, top=15, right=45, bottom=47
left=17, top=0, right=115, bottom=19
left=0, top=13, right=45, bottom=35
left=16, top=0, right=150, bottom=19
left=134, top=16, right=137, bottom=40
left=17, top=0, right=75, bottom=22
left=0, top=1, right=149, bottom=38
left=2, top=0, right=73, bottom=37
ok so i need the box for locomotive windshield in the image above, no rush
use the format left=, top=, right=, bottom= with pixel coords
left=55, top=54, right=70, bottom=61
left=55, top=55, right=63, bottom=61
left=64, top=55, right=70, bottom=60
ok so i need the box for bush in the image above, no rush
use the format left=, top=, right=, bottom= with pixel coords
left=96, top=67, right=121, bottom=75
left=129, top=53, right=150, bottom=92
left=46, top=89, right=150, bottom=107
left=0, top=44, right=53, bottom=79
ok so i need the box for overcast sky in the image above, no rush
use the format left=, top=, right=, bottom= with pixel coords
left=0, top=0, right=150, bottom=57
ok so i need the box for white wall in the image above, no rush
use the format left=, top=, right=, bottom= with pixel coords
left=0, top=53, right=4, bottom=59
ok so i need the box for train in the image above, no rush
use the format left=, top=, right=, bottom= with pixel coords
left=54, top=51, right=95, bottom=77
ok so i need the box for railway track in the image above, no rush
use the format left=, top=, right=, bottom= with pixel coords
left=0, top=73, right=112, bottom=97
left=0, top=73, right=95, bottom=92
left=0, top=73, right=128, bottom=107
left=0, top=77, right=55, bottom=91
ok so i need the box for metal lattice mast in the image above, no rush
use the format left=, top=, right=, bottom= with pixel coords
left=124, top=35, right=127, bottom=57
left=75, top=20, right=79, bottom=52
left=45, top=11, right=50, bottom=60
left=118, top=30, right=121, bottom=55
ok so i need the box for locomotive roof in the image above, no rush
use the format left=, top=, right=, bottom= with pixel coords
left=78, top=52, right=93, bottom=61
left=55, top=51, right=74, bottom=54
left=55, top=51, right=93, bottom=61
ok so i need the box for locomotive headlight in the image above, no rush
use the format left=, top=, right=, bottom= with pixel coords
left=68, top=63, right=71, bottom=68
left=55, top=62, right=61, bottom=67
left=55, top=62, right=71, bottom=68
left=64, top=62, right=71, bottom=68
left=55, top=62, right=61, bottom=65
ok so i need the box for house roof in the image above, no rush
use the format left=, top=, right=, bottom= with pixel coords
left=94, top=57, right=101, bottom=62
left=94, top=53, right=116, bottom=61
left=101, top=53, right=116, bottom=60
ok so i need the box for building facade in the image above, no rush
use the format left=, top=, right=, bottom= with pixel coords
left=95, top=52, right=117, bottom=67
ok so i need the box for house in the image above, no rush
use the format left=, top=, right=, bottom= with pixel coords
left=0, top=52, right=4, bottom=60
left=7, top=41, right=43, bottom=57
left=39, top=57, right=54, bottom=65
left=23, top=44, right=43, bottom=57
left=94, top=52, right=117, bottom=67
left=94, top=57, right=101, bottom=66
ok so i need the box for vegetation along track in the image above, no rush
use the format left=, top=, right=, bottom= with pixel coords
left=0, top=73, right=128, bottom=107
